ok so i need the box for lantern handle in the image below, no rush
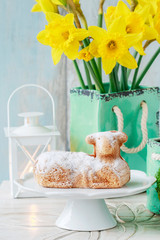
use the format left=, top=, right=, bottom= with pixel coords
left=7, top=84, right=56, bottom=136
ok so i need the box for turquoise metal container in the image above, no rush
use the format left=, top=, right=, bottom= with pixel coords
left=70, top=84, right=159, bottom=172
left=147, top=138, right=160, bottom=214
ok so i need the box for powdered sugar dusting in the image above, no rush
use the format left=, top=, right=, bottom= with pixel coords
left=92, top=131, right=122, bottom=139
left=35, top=151, right=104, bottom=175
left=91, top=131, right=123, bottom=147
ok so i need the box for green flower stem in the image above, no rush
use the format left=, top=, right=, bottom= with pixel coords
left=83, top=38, right=90, bottom=47
left=115, top=62, right=120, bottom=73
left=83, top=60, right=94, bottom=89
left=97, top=0, right=106, bottom=78
left=98, top=13, right=103, bottom=28
left=86, top=61, right=105, bottom=93
left=83, top=38, right=102, bottom=82
left=127, top=50, right=138, bottom=78
left=82, top=38, right=105, bottom=92
left=80, top=44, right=96, bottom=90
left=90, top=59, right=102, bottom=83
left=131, top=55, right=143, bottom=90
left=113, top=67, right=120, bottom=92
left=73, top=60, right=86, bottom=89
left=135, top=47, right=160, bottom=89
left=97, top=13, right=103, bottom=77
left=109, top=71, right=117, bottom=93
left=97, top=58, right=102, bottom=78
left=121, top=66, right=128, bottom=90
left=90, top=59, right=105, bottom=91
left=80, top=45, right=94, bottom=89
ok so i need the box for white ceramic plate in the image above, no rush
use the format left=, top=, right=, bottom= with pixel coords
left=14, top=170, right=155, bottom=199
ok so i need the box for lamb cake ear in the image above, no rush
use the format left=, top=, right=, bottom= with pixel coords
left=85, top=134, right=95, bottom=145
left=118, top=132, right=128, bottom=146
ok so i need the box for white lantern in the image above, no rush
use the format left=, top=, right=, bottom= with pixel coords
left=4, top=84, right=60, bottom=198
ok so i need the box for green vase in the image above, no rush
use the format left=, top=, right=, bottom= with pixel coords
left=147, top=138, right=160, bottom=214
left=70, top=83, right=159, bottom=172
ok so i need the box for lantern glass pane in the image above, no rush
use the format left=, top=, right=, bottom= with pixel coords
left=17, top=144, right=51, bottom=179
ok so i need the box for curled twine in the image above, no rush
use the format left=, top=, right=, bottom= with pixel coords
left=113, top=101, right=148, bottom=153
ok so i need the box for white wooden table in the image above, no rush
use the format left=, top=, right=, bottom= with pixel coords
left=0, top=181, right=160, bottom=240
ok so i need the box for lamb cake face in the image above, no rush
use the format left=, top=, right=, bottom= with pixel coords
left=33, top=131, right=130, bottom=189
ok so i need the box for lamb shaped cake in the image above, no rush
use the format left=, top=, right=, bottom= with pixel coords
left=33, top=131, right=130, bottom=189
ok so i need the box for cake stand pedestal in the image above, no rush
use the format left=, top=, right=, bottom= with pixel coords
left=14, top=170, right=155, bottom=231
left=56, top=199, right=116, bottom=231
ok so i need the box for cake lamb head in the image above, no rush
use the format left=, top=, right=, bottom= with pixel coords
left=86, top=130, right=128, bottom=159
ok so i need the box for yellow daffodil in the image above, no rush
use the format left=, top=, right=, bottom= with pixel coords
left=154, top=2, right=160, bottom=43
left=51, top=0, right=67, bottom=5
left=104, top=6, right=116, bottom=27
left=37, top=13, right=88, bottom=64
left=78, top=47, right=93, bottom=62
left=74, top=0, right=80, bottom=3
left=127, top=0, right=159, bottom=16
left=138, top=0, right=159, bottom=16
left=89, top=17, right=141, bottom=75
left=47, top=0, right=77, bottom=6
left=125, top=0, right=134, bottom=4
left=32, top=0, right=41, bottom=12
left=89, top=40, right=100, bottom=58
left=148, top=2, right=160, bottom=43
left=31, top=0, right=58, bottom=13
left=105, top=1, right=156, bottom=55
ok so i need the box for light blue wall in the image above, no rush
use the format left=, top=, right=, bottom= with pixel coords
left=0, top=0, right=59, bottom=182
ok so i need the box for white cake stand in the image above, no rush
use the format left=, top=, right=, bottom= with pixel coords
left=15, top=170, right=155, bottom=231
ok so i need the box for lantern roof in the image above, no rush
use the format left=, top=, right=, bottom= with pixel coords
left=4, top=125, right=60, bottom=138
left=5, top=111, right=60, bottom=137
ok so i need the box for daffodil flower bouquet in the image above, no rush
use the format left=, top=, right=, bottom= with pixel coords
left=32, top=0, right=160, bottom=93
